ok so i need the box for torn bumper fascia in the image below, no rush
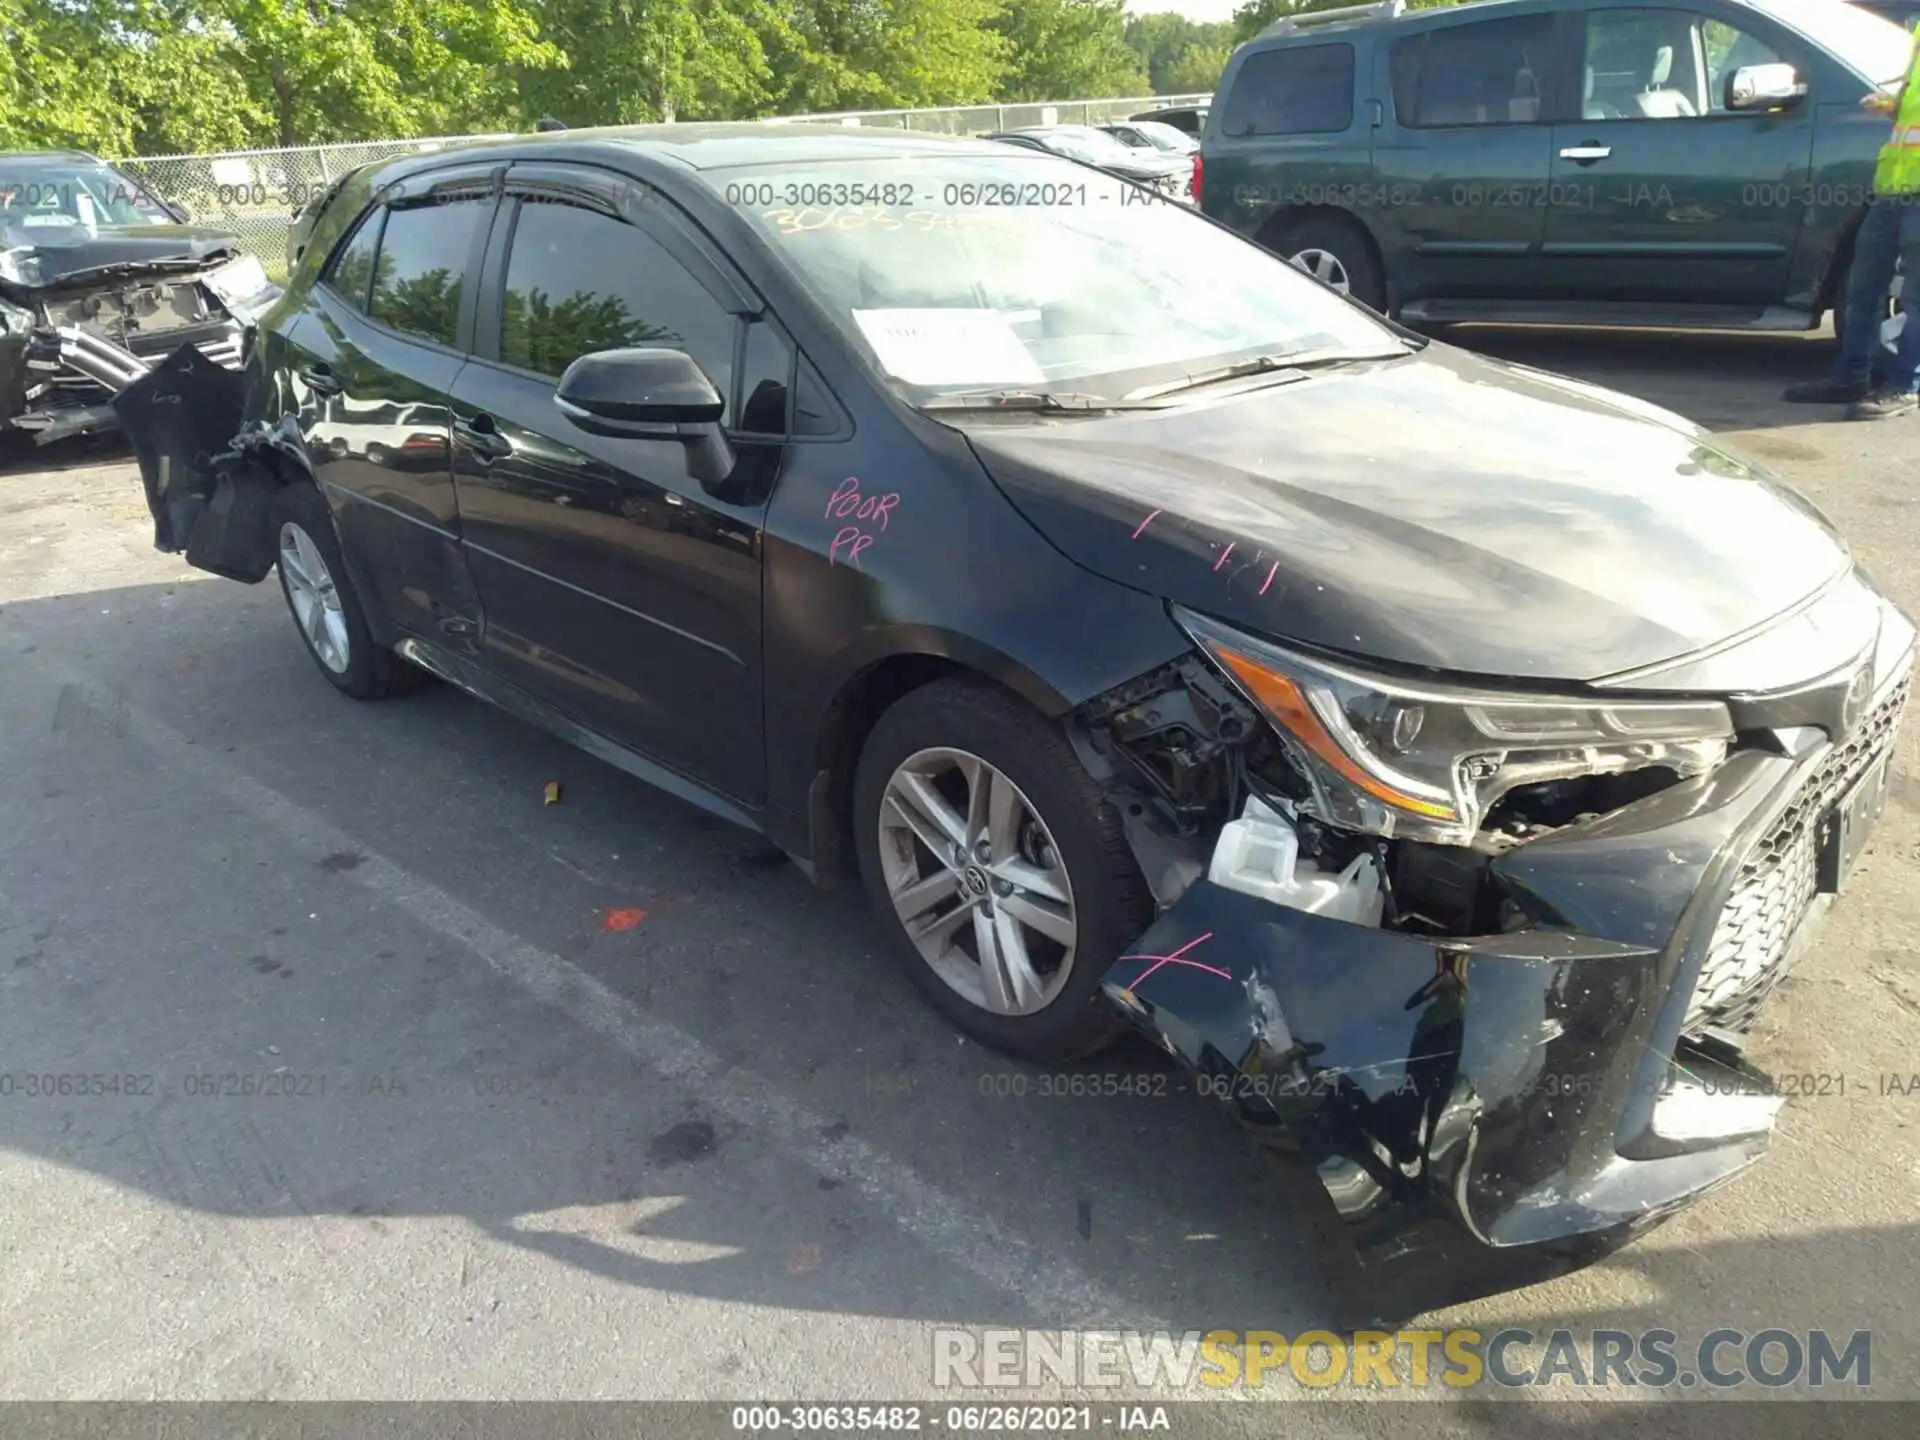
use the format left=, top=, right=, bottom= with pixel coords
left=1100, top=745, right=1829, bottom=1321
left=112, top=341, right=293, bottom=582
left=1, top=259, right=279, bottom=444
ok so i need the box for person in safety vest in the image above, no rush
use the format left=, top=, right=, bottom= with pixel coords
left=1785, top=28, right=1920, bottom=419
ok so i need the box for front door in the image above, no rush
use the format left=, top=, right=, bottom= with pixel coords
left=1541, top=4, right=1816, bottom=303
left=448, top=169, right=773, bottom=805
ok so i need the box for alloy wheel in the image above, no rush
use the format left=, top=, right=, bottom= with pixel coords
left=1290, top=247, right=1352, bottom=296
left=279, top=521, right=351, bottom=675
left=876, top=747, right=1077, bottom=1016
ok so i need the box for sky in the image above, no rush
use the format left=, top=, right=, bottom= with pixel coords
left=1125, top=0, right=1242, bottom=21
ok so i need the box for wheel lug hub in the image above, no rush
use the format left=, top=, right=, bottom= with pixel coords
left=973, top=840, right=992, bottom=863
left=992, top=878, right=1014, bottom=897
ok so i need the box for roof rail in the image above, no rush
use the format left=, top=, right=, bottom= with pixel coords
left=1263, top=0, right=1406, bottom=37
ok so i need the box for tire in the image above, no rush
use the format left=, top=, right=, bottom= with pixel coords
left=272, top=481, right=422, bottom=700
left=852, top=676, right=1154, bottom=1062
left=1272, top=215, right=1386, bottom=314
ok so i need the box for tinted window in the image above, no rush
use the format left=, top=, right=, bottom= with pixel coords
left=369, top=198, right=486, bottom=346
left=498, top=198, right=735, bottom=416
left=324, top=206, right=384, bottom=313
left=1392, top=15, right=1553, bottom=127
left=737, top=318, right=793, bottom=435
left=1223, top=44, right=1356, bottom=135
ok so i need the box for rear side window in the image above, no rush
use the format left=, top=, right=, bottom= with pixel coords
left=1391, top=14, right=1554, bottom=127
left=368, top=198, right=488, bottom=348
left=1222, top=44, right=1356, bottom=135
left=323, top=207, right=384, bottom=313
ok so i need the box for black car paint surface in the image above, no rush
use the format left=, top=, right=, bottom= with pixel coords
left=120, top=123, right=1910, bottom=1320
left=965, top=345, right=1851, bottom=685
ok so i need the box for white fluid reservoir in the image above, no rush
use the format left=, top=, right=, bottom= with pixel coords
left=1208, top=796, right=1385, bottom=926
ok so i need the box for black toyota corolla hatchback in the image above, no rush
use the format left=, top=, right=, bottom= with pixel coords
left=122, top=124, right=1912, bottom=1320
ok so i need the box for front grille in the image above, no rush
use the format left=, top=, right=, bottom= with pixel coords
left=1687, top=665, right=1911, bottom=1039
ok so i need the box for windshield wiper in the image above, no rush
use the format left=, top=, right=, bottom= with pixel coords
left=918, top=390, right=1158, bottom=413
left=1120, top=347, right=1404, bottom=402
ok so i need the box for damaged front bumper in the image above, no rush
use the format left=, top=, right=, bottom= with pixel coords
left=1100, top=652, right=1912, bottom=1321
left=1, top=258, right=277, bottom=446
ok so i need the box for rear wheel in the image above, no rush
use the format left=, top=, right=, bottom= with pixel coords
left=1271, top=215, right=1386, bottom=314
left=852, top=677, right=1153, bottom=1062
left=273, top=481, right=421, bottom=700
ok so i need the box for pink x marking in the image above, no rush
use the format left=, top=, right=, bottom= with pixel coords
left=1115, top=931, right=1229, bottom=990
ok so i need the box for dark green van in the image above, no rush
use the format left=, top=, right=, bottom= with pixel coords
left=1201, top=0, right=1913, bottom=347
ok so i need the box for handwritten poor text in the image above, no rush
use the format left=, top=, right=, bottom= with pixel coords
left=826, top=476, right=900, bottom=570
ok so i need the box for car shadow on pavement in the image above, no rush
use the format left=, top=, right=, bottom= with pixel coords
left=1443, top=326, right=1852, bottom=437
left=1, top=543, right=1914, bottom=1396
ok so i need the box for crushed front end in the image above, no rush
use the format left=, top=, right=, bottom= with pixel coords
left=1080, top=583, right=1914, bottom=1320
left=0, top=239, right=278, bottom=446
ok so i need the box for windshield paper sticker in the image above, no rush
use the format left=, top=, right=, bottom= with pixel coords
left=852, top=308, right=1045, bottom=387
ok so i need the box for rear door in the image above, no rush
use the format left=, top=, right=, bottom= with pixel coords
left=275, top=168, right=496, bottom=648
left=446, top=165, right=773, bottom=804
left=1369, top=8, right=1562, bottom=302
left=1540, top=4, right=1815, bottom=303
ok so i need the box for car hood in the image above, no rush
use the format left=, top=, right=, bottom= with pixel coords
left=0, top=224, right=241, bottom=291
left=960, top=344, right=1852, bottom=685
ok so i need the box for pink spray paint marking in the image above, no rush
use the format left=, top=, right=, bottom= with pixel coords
left=1212, top=542, right=1236, bottom=572
left=1258, top=560, right=1279, bottom=596
left=1114, top=930, right=1229, bottom=990
left=829, top=525, right=873, bottom=570
left=1131, top=509, right=1161, bottom=540
left=826, top=476, right=899, bottom=531
left=826, top=476, right=899, bottom=570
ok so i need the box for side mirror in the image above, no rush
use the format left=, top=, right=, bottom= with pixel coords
left=1725, top=63, right=1807, bottom=112
left=554, top=347, right=734, bottom=487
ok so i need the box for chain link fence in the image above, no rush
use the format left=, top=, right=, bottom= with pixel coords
left=116, top=94, right=1210, bottom=276
left=116, top=135, right=516, bottom=280
left=762, top=92, right=1211, bottom=135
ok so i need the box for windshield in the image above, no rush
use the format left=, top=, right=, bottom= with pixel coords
left=0, top=161, right=174, bottom=233
left=1753, top=0, right=1914, bottom=81
left=718, top=154, right=1402, bottom=402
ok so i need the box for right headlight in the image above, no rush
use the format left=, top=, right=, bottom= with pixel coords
left=1176, top=606, right=1734, bottom=847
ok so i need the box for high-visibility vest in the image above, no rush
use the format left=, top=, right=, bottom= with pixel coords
left=1874, top=42, right=1920, bottom=196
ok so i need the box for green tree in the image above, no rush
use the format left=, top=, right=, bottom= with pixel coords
left=196, top=0, right=557, bottom=149
left=1122, top=12, right=1232, bottom=92
left=1161, top=41, right=1230, bottom=95
left=991, top=0, right=1145, bottom=105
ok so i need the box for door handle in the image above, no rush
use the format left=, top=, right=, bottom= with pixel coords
left=453, top=415, right=514, bottom=462
left=298, top=363, right=343, bottom=396
left=1559, top=144, right=1613, bottom=163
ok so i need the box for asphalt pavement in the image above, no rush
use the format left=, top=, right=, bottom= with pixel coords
left=1, top=326, right=1916, bottom=1428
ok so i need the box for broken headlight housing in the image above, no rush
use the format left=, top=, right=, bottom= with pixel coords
left=1176, top=606, right=1733, bottom=847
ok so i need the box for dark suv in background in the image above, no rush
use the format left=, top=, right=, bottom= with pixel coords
left=1201, top=0, right=1912, bottom=349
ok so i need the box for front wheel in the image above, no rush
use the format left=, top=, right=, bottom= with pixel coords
left=852, top=677, right=1154, bottom=1062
